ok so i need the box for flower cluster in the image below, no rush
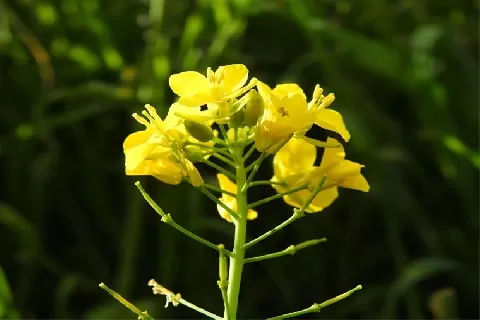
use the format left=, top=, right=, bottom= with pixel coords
left=123, top=64, right=369, bottom=220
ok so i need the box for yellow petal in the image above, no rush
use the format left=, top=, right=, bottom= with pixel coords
left=178, top=91, right=214, bottom=107
left=217, top=198, right=236, bottom=223
left=126, top=159, right=184, bottom=185
left=306, top=187, right=339, bottom=213
left=247, top=208, right=258, bottom=220
left=340, top=174, right=370, bottom=192
left=316, top=109, right=351, bottom=142
left=273, top=84, right=306, bottom=99
left=217, top=173, right=237, bottom=200
left=219, top=64, right=248, bottom=93
left=125, top=143, right=157, bottom=171
left=256, top=81, right=272, bottom=102
left=185, top=159, right=203, bottom=186
left=169, top=71, right=209, bottom=96
left=123, top=130, right=152, bottom=150
left=274, top=138, right=316, bottom=173
left=319, top=138, right=345, bottom=169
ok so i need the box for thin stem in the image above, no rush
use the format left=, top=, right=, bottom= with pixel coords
left=245, top=152, right=266, bottom=173
left=218, top=124, right=229, bottom=142
left=203, top=183, right=237, bottom=198
left=266, top=285, right=363, bottom=320
left=135, top=181, right=233, bottom=257
left=247, top=184, right=308, bottom=209
left=201, top=158, right=236, bottom=181
left=211, top=152, right=236, bottom=168
left=242, top=142, right=256, bottom=162
left=185, top=142, right=232, bottom=158
left=199, top=186, right=240, bottom=221
left=297, top=176, right=327, bottom=213
left=244, top=238, right=327, bottom=263
left=245, top=152, right=267, bottom=186
left=248, top=180, right=286, bottom=188
left=243, top=210, right=305, bottom=250
left=149, top=279, right=223, bottom=320
left=217, top=244, right=230, bottom=320
left=180, top=296, right=223, bottom=320
left=99, top=283, right=153, bottom=320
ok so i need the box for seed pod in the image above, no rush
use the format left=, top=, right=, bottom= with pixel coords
left=244, top=89, right=264, bottom=126
left=184, top=120, right=214, bottom=142
left=228, top=108, right=245, bottom=129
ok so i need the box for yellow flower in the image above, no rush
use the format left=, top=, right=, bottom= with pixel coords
left=255, top=82, right=350, bottom=153
left=123, top=104, right=204, bottom=186
left=255, top=82, right=314, bottom=153
left=168, top=64, right=257, bottom=122
left=272, top=138, right=369, bottom=213
left=303, top=84, right=350, bottom=142
left=216, top=174, right=258, bottom=223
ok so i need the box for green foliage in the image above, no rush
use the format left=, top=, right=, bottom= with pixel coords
left=0, top=0, right=478, bottom=318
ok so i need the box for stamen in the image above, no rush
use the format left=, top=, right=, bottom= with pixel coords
left=132, top=113, right=149, bottom=126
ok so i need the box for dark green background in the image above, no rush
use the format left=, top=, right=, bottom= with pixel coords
left=0, top=0, right=478, bottom=319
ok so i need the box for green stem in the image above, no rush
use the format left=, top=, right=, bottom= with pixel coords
left=243, top=210, right=305, bottom=250
left=225, top=145, right=248, bottom=320
left=199, top=186, right=240, bottom=220
left=245, top=152, right=266, bottom=175
left=244, top=238, right=327, bottom=263
left=178, top=297, right=223, bottom=320
left=242, top=142, right=256, bottom=162
left=135, top=182, right=233, bottom=257
left=201, top=158, right=236, bottom=181
left=247, top=184, right=308, bottom=209
left=211, top=153, right=236, bottom=168
left=266, top=285, right=363, bottom=320
left=203, top=183, right=237, bottom=198
left=186, top=143, right=232, bottom=158
left=248, top=180, right=286, bottom=188
left=99, top=283, right=153, bottom=320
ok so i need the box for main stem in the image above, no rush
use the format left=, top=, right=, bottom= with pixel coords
left=225, top=148, right=248, bottom=320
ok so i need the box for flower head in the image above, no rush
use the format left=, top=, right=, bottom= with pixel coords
left=216, top=174, right=258, bottom=222
left=272, top=137, right=369, bottom=213
left=255, top=82, right=314, bottom=153
left=255, top=82, right=351, bottom=153
left=123, top=104, right=205, bottom=186
left=168, top=64, right=257, bottom=123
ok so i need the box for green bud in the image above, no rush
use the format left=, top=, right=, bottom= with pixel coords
left=218, top=244, right=228, bottom=282
left=244, top=89, right=264, bottom=126
left=228, top=108, right=245, bottom=129
left=184, top=120, right=214, bottom=142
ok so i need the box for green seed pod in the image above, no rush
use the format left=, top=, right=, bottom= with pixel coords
left=228, top=108, right=245, bottom=129
left=244, top=89, right=264, bottom=126
left=184, top=120, right=214, bottom=142
left=218, top=244, right=228, bottom=282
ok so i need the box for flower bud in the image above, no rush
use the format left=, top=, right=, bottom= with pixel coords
left=218, top=244, right=228, bottom=282
left=228, top=108, right=245, bottom=129
left=244, top=89, right=264, bottom=126
left=184, top=120, right=214, bottom=142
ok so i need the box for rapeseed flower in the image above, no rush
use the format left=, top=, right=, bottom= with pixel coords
left=255, top=82, right=350, bottom=153
left=272, top=138, right=369, bottom=213
left=123, top=104, right=206, bottom=186
left=168, top=64, right=257, bottom=123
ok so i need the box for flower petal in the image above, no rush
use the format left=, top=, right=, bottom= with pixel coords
left=275, top=138, right=316, bottom=173
left=219, top=64, right=248, bottom=93
left=217, top=173, right=237, bottom=200
left=341, top=174, right=370, bottom=192
left=316, top=109, right=351, bottom=142
left=273, top=84, right=306, bottom=99
left=169, top=71, right=209, bottom=96
left=125, top=142, right=157, bottom=171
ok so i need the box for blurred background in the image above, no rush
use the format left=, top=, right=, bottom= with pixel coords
left=0, top=0, right=478, bottom=319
